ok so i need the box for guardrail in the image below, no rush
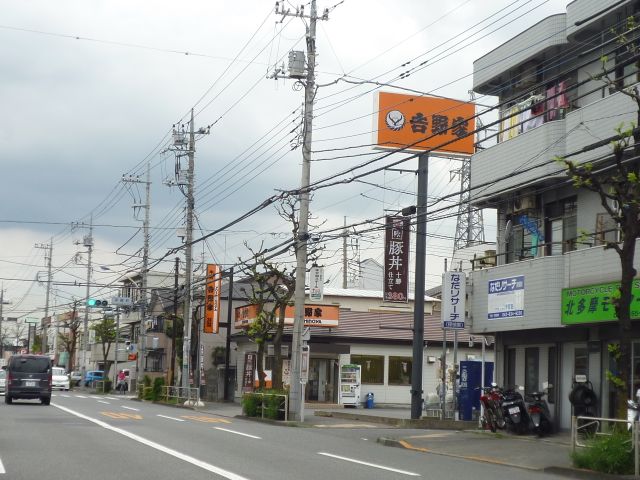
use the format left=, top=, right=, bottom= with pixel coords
left=571, top=415, right=639, bottom=478
left=135, top=384, right=200, bottom=406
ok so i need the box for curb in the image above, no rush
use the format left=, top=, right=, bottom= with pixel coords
left=377, top=436, right=540, bottom=471
left=315, top=410, right=476, bottom=430
left=542, top=466, right=636, bottom=480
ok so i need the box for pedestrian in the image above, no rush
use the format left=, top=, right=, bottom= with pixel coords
left=117, top=370, right=126, bottom=394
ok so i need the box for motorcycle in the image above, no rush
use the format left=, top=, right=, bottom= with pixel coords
left=526, top=389, right=553, bottom=437
left=479, top=383, right=506, bottom=432
left=501, top=385, right=529, bottom=434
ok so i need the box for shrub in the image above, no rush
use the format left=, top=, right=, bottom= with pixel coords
left=242, top=393, right=261, bottom=417
left=151, top=377, right=164, bottom=402
left=142, top=375, right=153, bottom=400
left=263, top=394, right=284, bottom=420
left=572, top=430, right=634, bottom=475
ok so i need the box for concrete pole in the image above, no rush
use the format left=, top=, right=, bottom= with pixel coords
left=290, top=0, right=318, bottom=422
left=140, top=159, right=151, bottom=384
left=181, top=110, right=196, bottom=391
left=342, top=216, right=348, bottom=289
left=411, top=153, right=429, bottom=420
left=40, top=241, right=53, bottom=355
left=81, top=218, right=93, bottom=379
left=114, top=308, right=120, bottom=385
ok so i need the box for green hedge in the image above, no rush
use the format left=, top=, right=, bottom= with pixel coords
left=242, top=391, right=287, bottom=420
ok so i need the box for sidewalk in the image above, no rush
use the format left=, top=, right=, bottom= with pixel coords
left=195, top=401, right=620, bottom=477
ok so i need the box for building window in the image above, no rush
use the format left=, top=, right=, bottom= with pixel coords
left=545, top=197, right=577, bottom=255
left=145, top=350, right=164, bottom=372
left=574, top=347, right=588, bottom=380
left=351, top=355, right=384, bottom=384
left=388, top=356, right=412, bottom=385
left=525, top=347, right=539, bottom=395
left=548, top=346, right=557, bottom=404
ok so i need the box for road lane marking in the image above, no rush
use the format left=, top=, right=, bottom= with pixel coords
left=0, top=458, right=5, bottom=474
left=74, top=395, right=87, bottom=398
left=317, top=452, right=420, bottom=477
left=52, top=404, right=249, bottom=480
left=158, top=415, right=184, bottom=422
left=104, top=396, right=118, bottom=400
left=60, top=394, right=71, bottom=398
left=122, top=406, right=140, bottom=411
left=181, top=415, right=231, bottom=424
left=213, top=427, right=261, bottom=439
left=101, top=411, right=142, bottom=420
left=97, top=400, right=110, bottom=405
left=314, top=423, right=377, bottom=428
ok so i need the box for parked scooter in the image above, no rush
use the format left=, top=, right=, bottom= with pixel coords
left=501, top=385, right=529, bottom=434
left=526, top=388, right=553, bottom=437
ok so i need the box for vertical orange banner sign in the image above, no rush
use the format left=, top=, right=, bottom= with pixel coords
left=204, top=264, right=222, bottom=334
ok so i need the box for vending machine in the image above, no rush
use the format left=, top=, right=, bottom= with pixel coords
left=339, top=364, right=361, bottom=407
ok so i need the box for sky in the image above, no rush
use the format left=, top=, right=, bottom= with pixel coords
left=0, top=0, right=571, bottom=321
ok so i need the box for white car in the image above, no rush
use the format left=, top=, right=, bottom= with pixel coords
left=0, top=370, right=5, bottom=395
left=51, top=367, right=70, bottom=391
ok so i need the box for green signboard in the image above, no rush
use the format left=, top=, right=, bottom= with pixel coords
left=561, top=279, right=640, bottom=325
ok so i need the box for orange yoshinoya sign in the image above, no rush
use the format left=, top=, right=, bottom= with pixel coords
left=235, top=304, right=339, bottom=329
left=373, top=92, right=475, bottom=155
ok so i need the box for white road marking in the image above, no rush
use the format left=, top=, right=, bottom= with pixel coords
left=157, top=414, right=185, bottom=422
left=104, top=396, right=118, bottom=400
left=60, top=394, right=71, bottom=398
left=213, top=427, right=261, bottom=439
left=122, top=406, right=140, bottom=411
left=74, top=395, right=87, bottom=399
left=52, top=404, right=250, bottom=480
left=97, top=400, right=110, bottom=405
left=317, top=452, right=420, bottom=477
left=0, top=458, right=5, bottom=474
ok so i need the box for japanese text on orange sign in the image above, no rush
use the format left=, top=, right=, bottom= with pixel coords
left=204, top=264, right=221, bottom=334
left=374, top=92, right=475, bottom=155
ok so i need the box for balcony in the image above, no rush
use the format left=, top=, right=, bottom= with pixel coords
left=470, top=118, right=566, bottom=201
left=473, top=14, right=567, bottom=94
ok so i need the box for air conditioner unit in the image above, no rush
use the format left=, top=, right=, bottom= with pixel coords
left=513, top=195, right=535, bottom=213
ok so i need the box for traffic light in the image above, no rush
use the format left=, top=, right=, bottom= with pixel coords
left=87, top=299, right=109, bottom=308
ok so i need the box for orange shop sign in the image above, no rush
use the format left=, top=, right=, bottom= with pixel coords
left=235, top=304, right=339, bottom=329
left=373, top=91, right=475, bottom=155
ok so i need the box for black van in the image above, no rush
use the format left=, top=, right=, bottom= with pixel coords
left=5, top=354, right=52, bottom=405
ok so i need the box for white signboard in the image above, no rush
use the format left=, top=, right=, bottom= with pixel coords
left=488, top=275, right=525, bottom=319
left=309, top=266, right=324, bottom=302
left=442, top=271, right=466, bottom=329
left=111, top=296, right=133, bottom=307
left=300, top=345, right=310, bottom=384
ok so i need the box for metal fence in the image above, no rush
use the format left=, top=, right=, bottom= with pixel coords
left=243, top=392, right=288, bottom=421
left=135, top=384, right=200, bottom=406
left=571, top=415, right=640, bottom=478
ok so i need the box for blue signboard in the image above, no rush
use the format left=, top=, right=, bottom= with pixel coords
left=487, top=275, right=525, bottom=319
left=458, top=361, right=494, bottom=421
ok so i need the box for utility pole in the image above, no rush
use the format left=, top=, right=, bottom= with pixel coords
left=81, top=218, right=93, bottom=379
left=170, top=257, right=179, bottom=387
left=182, top=110, right=196, bottom=391
left=122, top=159, right=152, bottom=384
left=342, top=217, right=348, bottom=289
left=277, top=0, right=329, bottom=422
left=0, top=286, right=5, bottom=358
left=35, top=240, right=53, bottom=355
left=224, top=267, right=234, bottom=402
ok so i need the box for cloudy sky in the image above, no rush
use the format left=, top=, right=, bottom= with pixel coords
left=0, top=0, right=570, bottom=320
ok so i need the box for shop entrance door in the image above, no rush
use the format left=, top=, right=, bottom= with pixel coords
left=560, top=343, right=588, bottom=430
left=305, top=359, right=335, bottom=403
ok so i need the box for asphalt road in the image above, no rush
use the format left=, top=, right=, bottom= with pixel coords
left=0, top=393, right=568, bottom=480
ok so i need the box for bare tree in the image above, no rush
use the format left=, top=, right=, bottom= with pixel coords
left=92, top=316, right=116, bottom=383
left=56, top=303, right=80, bottom=370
